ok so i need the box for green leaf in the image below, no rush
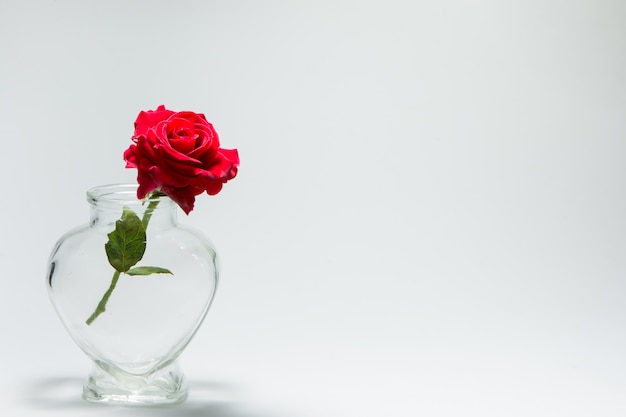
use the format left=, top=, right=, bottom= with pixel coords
left=126, top=266, right=173, bottom=276
left=104, top=207, right=146, bottom=273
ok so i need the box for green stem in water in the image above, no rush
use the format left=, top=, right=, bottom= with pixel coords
left=85, top=198, right=161, bottom=325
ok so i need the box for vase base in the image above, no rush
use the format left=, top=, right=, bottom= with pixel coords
left=82, top=361, right=187, bottom=406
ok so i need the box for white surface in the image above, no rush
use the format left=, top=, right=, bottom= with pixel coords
left=1, top=0, right=626, bottom=415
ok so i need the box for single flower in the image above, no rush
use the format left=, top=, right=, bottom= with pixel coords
left=124, top=105, right=240, bottom=214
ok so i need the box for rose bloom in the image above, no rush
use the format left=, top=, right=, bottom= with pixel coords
left=124, top=105, right=239, bottom=214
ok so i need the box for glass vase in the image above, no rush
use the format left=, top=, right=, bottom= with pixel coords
left=46, top=184, right=219, bottom=405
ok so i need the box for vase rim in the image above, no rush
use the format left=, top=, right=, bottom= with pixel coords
left=86, top=184, right=175, bottom=208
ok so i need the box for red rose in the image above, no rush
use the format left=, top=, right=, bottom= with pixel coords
left=123, top=105, right=239, bottom=214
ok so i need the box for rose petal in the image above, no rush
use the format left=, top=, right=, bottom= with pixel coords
left=205, top=181, right=223, bottom=196
left=160, top=185, right=201, bottom=215
left=133, top=105, right=175, bottom=137
left=136, top=168, right=158, bottom=199
left=123, top=145, right=139, bottom=168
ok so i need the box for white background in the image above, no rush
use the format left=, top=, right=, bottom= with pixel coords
left=1, top=0, right=626, bottom=416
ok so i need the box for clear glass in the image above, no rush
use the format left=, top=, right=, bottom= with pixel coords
left=46, top=184, right=219, bottom=405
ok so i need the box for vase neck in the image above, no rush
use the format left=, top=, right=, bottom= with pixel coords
left=87, top=184, right=178, bottom=229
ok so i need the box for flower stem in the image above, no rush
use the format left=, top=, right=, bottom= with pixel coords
left=142, top=199, right=160, bottom=230
left=85, top=270, right=120, bottom=325
left=85, top=198, right=161, bottom=325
